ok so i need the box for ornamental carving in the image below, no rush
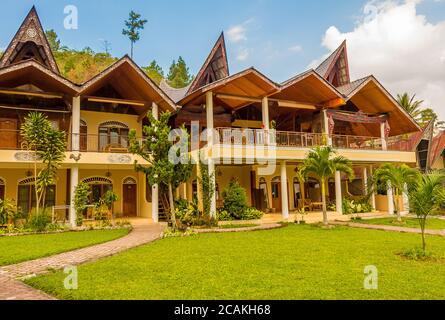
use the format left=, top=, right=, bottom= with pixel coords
left=14, top=152, right=41, bottom=161
left=108, top=154, right=132, bottom=164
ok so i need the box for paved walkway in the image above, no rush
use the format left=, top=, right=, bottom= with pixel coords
left=332, top=221, right=445, bottom=236
left=0, top=223, right=164, bottom=300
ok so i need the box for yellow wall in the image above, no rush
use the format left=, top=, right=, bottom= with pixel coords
left=0, top=169, right=68, bottom=206
left=80, top=110, right=143, bottom=137
left=375, top=194, right=405, bottom=213
left=431, top=157, right=445, bottom=170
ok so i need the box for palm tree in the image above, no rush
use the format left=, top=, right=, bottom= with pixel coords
left=302, top=146, right=353, bottom=225
left=409, top=173, right=445, bottom=253
left=396, top=93, right=423, bottom=122
left=373, top=164, right=419, bottom=222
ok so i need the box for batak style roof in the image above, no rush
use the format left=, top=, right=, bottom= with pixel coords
left=0, top=7, right=424, bottom=136
left=429, top=130, right=445, bottom=167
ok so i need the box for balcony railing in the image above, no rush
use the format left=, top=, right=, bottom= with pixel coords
left=0, top=131, right=144, bottom=153
left=215, top=128, right=407, bottom=152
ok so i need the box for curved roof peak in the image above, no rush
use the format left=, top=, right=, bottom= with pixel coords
left=0, top=6, right=59, bottom=74
left=315, top=40, right=349, bottom=87
left=187, top=32, right=229, bottom=94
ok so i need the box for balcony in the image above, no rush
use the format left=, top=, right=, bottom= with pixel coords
left=214, top=127, right=411, bottom=152
left=0, top=130, right=144, bottom=153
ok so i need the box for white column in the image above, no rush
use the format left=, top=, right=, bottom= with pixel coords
left=151, top=102, right=159, bottom=222
left=69, top=166, right=79, bottom=228
left=335, top=171, right=342, bottom=215
left=72, top=96, right=81, bottom=151
left=206, top=91, right=217, bottom=218
left=369, top=166, right=376, bottom=210
left=402, top=183, right=409, bottom=214
left=280, top=162, right=289, bottom=220
left=322, top=109, right=332, bottom=146
left=363, top=167, right=368, bottom=195
left=387, top=181, right=394, bottom=215
left=380, top=122, right=387, bottom=150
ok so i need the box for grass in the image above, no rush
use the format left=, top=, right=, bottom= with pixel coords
left=358, top=217, right=445, bottom=230
left=0, top=229, right=129, bottom=266
left=25, top=225, right=445, bottom=300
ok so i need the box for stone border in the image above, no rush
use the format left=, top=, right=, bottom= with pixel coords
left=332, top=221, right=445, bottom=237
left=0, top=225, right=132, bottom=237
left=192, top=223, right=283, bottom=233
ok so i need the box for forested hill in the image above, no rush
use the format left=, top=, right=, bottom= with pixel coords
left=46, top=30, right=194, bottom=87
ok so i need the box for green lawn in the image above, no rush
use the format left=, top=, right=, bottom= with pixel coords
left=358, top=217, right=445, bottom=230
left=25, top=225, right=445, bottom=300
left=0, top=229, right=129, bottom=266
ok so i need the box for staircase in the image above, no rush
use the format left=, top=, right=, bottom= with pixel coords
left=158, top=193, right=169, bottom=222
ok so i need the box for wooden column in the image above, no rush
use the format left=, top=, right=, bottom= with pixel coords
left=322, top=109, right=332, bottom=146
left=72, top=96, right=81, bottom=151
left=262, top=97, right=270, bottom=131
left=380, top=122, right=387, bottom=150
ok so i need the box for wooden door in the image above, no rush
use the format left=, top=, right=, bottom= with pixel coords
left=271, top=182, right=282, bottom=212
left=0, top=118, right=18, bottom=149
left=123, top=183, right=137, bottom=217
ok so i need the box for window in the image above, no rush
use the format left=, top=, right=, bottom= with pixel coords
left=259, top=178, right=269, bottom=208
left=81, top=177, right=113, bottom=204
left=17, top=178, right=55, bottom=216
left=98, top=122, right=129, bottom=151
left=271, top=177, right=280, bottom=199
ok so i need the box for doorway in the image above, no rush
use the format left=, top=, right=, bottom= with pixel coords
left=123, top=177, right=137, bottom=217
left=271, top=177, right=282, bottom=212
left=0, top=118, right=18, bottom=149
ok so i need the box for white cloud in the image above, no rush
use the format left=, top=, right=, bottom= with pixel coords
left=311, top=0, right=445, bottom=121
left=288, top=44, right=303, bottom=53
left=236, top=48, right=249, bottom=61
left=227, top=18, right=253, bottom=43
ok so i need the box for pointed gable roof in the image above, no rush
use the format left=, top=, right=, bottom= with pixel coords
left=315, top=40, right=350, bottom=87
left=187, top=32, right=229, bottom=94
left=429, top=130, right=445, bottom=167
left=0, top=6, right=59, bottom=74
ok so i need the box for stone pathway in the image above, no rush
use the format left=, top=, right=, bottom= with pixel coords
left=0, top=223, right=164, bottom=300
left=332, top=221, right=445, bottom=236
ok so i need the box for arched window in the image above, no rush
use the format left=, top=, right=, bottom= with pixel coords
left=0, top=178, right=5, bottom=200
left=17, top=177, right=55, bottom=215
left=98, top=121, right=129, bottom=151
left=123, top=177, right=137, bottom=185
left=82, top=177, right=113, bottom=203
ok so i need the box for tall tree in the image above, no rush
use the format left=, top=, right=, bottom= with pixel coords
left=409, top=173, right=445, bottom=254
left=372, top=163, right=419, bottom=222
left=45, top=29, right=61, bottom=52
left=143, top=60, right=164, bottom=85
left=122, top=11, right=147, bottom=59
left=128, top=112, right=192, bottom=231
left=397, top=93, right=423, bottom=122
left=418, top=108, right=445, bottom=131
left=167, top=56, right=193, bottom=88
left=21, top=112, right=66, bottom=212
left=302, top=146, right=353, bottom=225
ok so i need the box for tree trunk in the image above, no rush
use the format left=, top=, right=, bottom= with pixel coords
left=321, top=177, right=328, bottom=225
left=34, top=157, right=39, bottom=213
left=131, top=42, right=134, bottom=59
left=420, top=218, right=426, bottom=254
left=168, top=183, right=177, bottom=231
left=394, top=189, right=402, bottom=222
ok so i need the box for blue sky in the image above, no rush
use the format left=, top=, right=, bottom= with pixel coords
left=0, top=0, right=442, bottom=82
left=0, top=1, right=444, bottom=106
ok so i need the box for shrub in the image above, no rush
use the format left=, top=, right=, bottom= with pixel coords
left=222, top=180, right=248, bottom=219
left=175, top=198, right=199, bottom=226
left=342, top=198, right=372, bottom=214
left=0, top=198, right=19, bottom=226
left=240, top=207, right=264, bottom=220
left=217, top=209, right=233, bottom=221
left=26, top=208, right=51, bottom=232
left=73, top=181, right=91, bottom=226
left=93, top=199, right=110, bottom=221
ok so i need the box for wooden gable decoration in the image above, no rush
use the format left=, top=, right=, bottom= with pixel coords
left=0, top=6, right=59, bottom=74
left=315, top=40, right=350, bottom=87
left=187, top=33, right=229, bottom=93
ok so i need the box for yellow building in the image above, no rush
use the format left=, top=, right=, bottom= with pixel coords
left=0, top=8, right=420, bottom=225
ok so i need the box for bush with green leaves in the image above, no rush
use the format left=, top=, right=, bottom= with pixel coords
left=342, top=198, right=373, bottom=214
left=73, top=181, right=91, bottom=226
left=217, top=209, right=233, bottom=221
left=26, top=208, right=51, bottom=232
left=240, top=207, right=264, bottom=220
left=175, top=198, right=200, bottom=226
left=222, top=180, right=248, bottom=219
left=0, top=198, right=19, bottom=226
